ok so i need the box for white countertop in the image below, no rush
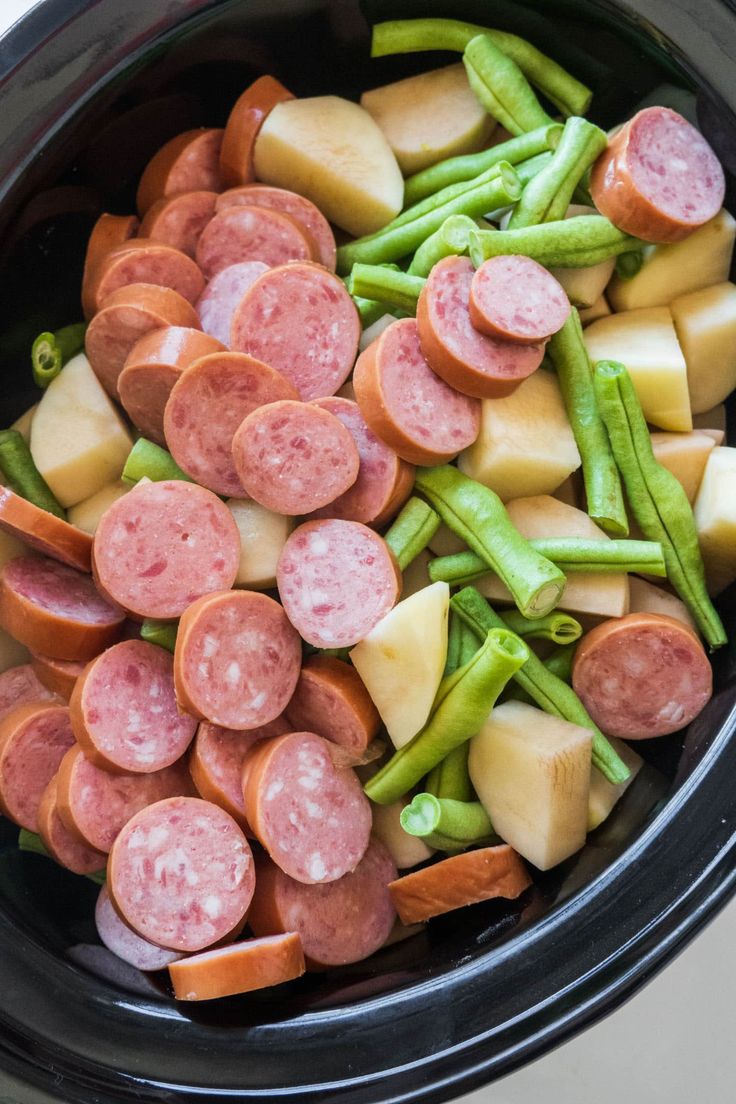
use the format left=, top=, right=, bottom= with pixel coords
left=2, top=1, right=734, bottom=1101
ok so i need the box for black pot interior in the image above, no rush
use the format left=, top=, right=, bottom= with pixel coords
left=0, top=0, right=735, bottom=1100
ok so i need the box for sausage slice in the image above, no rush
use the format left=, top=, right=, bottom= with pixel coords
left=168, top=932, right=305, bottom=1000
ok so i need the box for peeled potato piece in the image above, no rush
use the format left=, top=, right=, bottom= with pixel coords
left=371, top=798, right=434, bottom=869
left=400, top=548, right=434, bottom=599
left=649, top=430, right=716, bottom=503
left=67, top=481, right=130, bottom=535
left=254, top=96, right=404, bottom=237
left=607, top=209, right=736, bottom=311
left=693, top=446, right=736, bottom=595
left=670, top=282, right=736, bottom=414
left=360, top=63, right=496, bottom=176
left=587, top=737, right=643, bottom=832
left=578, top=295, right=611, bottom=327
left=550, top=205, right=616, bottom=309
left=628, top=577, right=697, bottom=632
left=226, top=499, right=293, bottom=590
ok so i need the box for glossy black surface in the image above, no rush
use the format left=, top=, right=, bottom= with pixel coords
left=0, top=1, right=735, bottom=1101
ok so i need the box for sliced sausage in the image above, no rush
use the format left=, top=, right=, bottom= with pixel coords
left=216, top=185, right=336, bottom=271
left=241, top=730, right=372, bottom=883
left=248, top=840, right=396, bottom=968
left=353, top=317, right=481, bottom=466
left=571, top=612, right=713, bottom=739
left=168, top=932, right=305, bottom=1000
left=138, top=190, right=218, bottom=258
left=88, top=240, right=206, bottom=316
left=93, top=480, right=240, bottom=620
left=388, top=844, right=532, bottom=924
left=95, top=884, right=183, bottom=972
left=0, top=485, right=93, bottom=572
left=81, top=212, right=139, bottom=319
left=416, top=256, right=545, bottom=398
left=219, top=76, right=294, bottom=188
left=277, top=519, right=401, bottom=648
left=163, top=353, right=298, bottom=496
left=70, top=640, right=197, bottom=773
left=195, top=206, right=314, bottom=279
left=195, top=260, right=268, bottom=346
left=0, top=702, right=75, bottom=830
left=108, top=796, right=255, bottom=952
left=469, top=256, right=570, bottom=343
left=136, top=127, right=224, bottom=216
left=85, top=283, right=200, bottom=400
left=230, top=263, right=360, bottom=400
left=0, top=555, right=126, bottom=661
left=30, top=654, right=85, bottom=702
left=118, top=326, right=225, bottom=446
left=174, top=589, right=301, bottom=730
left=189, top=715, right=289, bottom=830
left=37, top=777, right=107, bottom=876
left=285, top=655, right=380, bottom=754
left=231, top=400, right=360, bottom=514
left=0, top=663, right=57, bottom=721
left=590, top=107, right=726, bottom=244
left=56, top=744, right=195, bottom=852
left=308, top=397, right=414, bottom=527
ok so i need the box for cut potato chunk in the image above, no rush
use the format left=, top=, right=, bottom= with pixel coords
left=400, top=548, right=434, bottom=598
left=371, top=799, right=434, bottom=869
left=649, top=430, right=715, bottom=503
left=469, top=701, right=592, bottom=870
left=628, top=577, right=697, bottom=632
left=360, top=63, right=495, bottom=176
left=253, top=96, right=404, bottom=237
left=359, top=313, right=398, bottom=352
left=458, top=370, right=581, bottom=500
left=588, top=737, right=643, bottom=832
left=550, top=205, right=616, bottom=308
left=607, top=209, right=736, bottom=311
left=477, top=495, right=629, bottom=619
left=670, top=282, right=736, bottom=414
left=427, top=523, right=465, bottom=558
left=692, top=404, right=726, bottom=434
left=350, top=581, right=449, bottom=750
left=552, top=471, right=584, bottom=510
left=226, top=498, right=293, bottom=590
left=584, top=308, right=691, bottom=431
left=579, top=294, right=612, bottom=327
left=29, top=354, right=134, bottom=508
left=11, top=404, right=37, bottom=442
left=67, top=480, right=130, bottom=535
left=693, top=446, right=736, bottom=594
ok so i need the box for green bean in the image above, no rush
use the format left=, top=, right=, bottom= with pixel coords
left=383, top=163, right=507, bottom=235
left=407, top=215, right=478, bottom=278
left=337, top=164, right=521, bottom=272
left=463, top=35, right=554, bottom=136
left=0, top=430, right=66, bottom=519
left=383, top=497, right=440, bottom=571
left=428, top=538, right=666, bottom=587
left=513, top=151, right=554, bottom=187
left=122, top=438, right=191, bottom=484
left=442, top=611, right=464, bottom=680
left=548, top=311, right=628, bottom=537
left=348, top=266, right=425, bottom=315
left=545, top=642, right=576, bottom=682
left=31, top=322, right=86, bottom=389
left=364, top=627, right=528, bottom=805
left=429, top=614, right=481, bottom=803
left=140, top=619, right=178, bottom=653
left=415, top=466, right=565, bottom=619
left=451, top=587, right=629, bottom=784
left=615, top=250, right=644, bottom=280
left=593, top=360, right=726, bottom=648
left=501, top=609, right=582, bottom=645
left=18, top=828, right=106, bottom=884
left=371, top=19, right=592, bottom=117
left=508, top=116, right=608, bottom=229
left=400, top=793, right=494, bottom=852
left=469, top=216, right=640, bottom=269
left=403, top=124, right=562, bottom=207
left=347, top=264, right=401, bottom=327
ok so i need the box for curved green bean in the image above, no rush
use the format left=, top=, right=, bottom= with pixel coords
left=615, top=250, right=644, bottom=279
left=400, top=793, right=494, bottom=852
left=450, top=586, right=629, bottom=784
left=349, top=263, right=402, bottom=327
left=140, top=619, right=178, bottom=653
left=593, top=360, right=726, bottom=648
left=122, top=438, right=191, bottom=484
left=337, top=164, right=521, bottom=272
left=548, top=311, right=628, bottom=536
left=469, top=216, right=639, bottom=269
left=545, top=642, right=576, bottom=682
left=403, top=124, right=562, bottom=207
left=415, top=466, right=566, bottom=619
left=463, top=34, right=554, bottom=135
left=501, top=609, right=582, bottom=645
left=348, top=266, right=425, bottom=315
left=0, top=430, right=66, bottom=519
left=508, top=116, right=608, bottom=229
left=383, top=497, right=440, bottom=571
left=407, top=215, right=478, bottom=278
left=364, top=627, right=528, bottom=805
left=431, top=617, right=478, bottom=801
left=428, top=538, right=666, bottom=587
left=31, top=322, right=87, bottom=389
left=371, top=19, right=592, bottom=117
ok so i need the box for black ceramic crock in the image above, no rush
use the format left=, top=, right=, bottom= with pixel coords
left=0, top=1, right=735, bottom=1101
